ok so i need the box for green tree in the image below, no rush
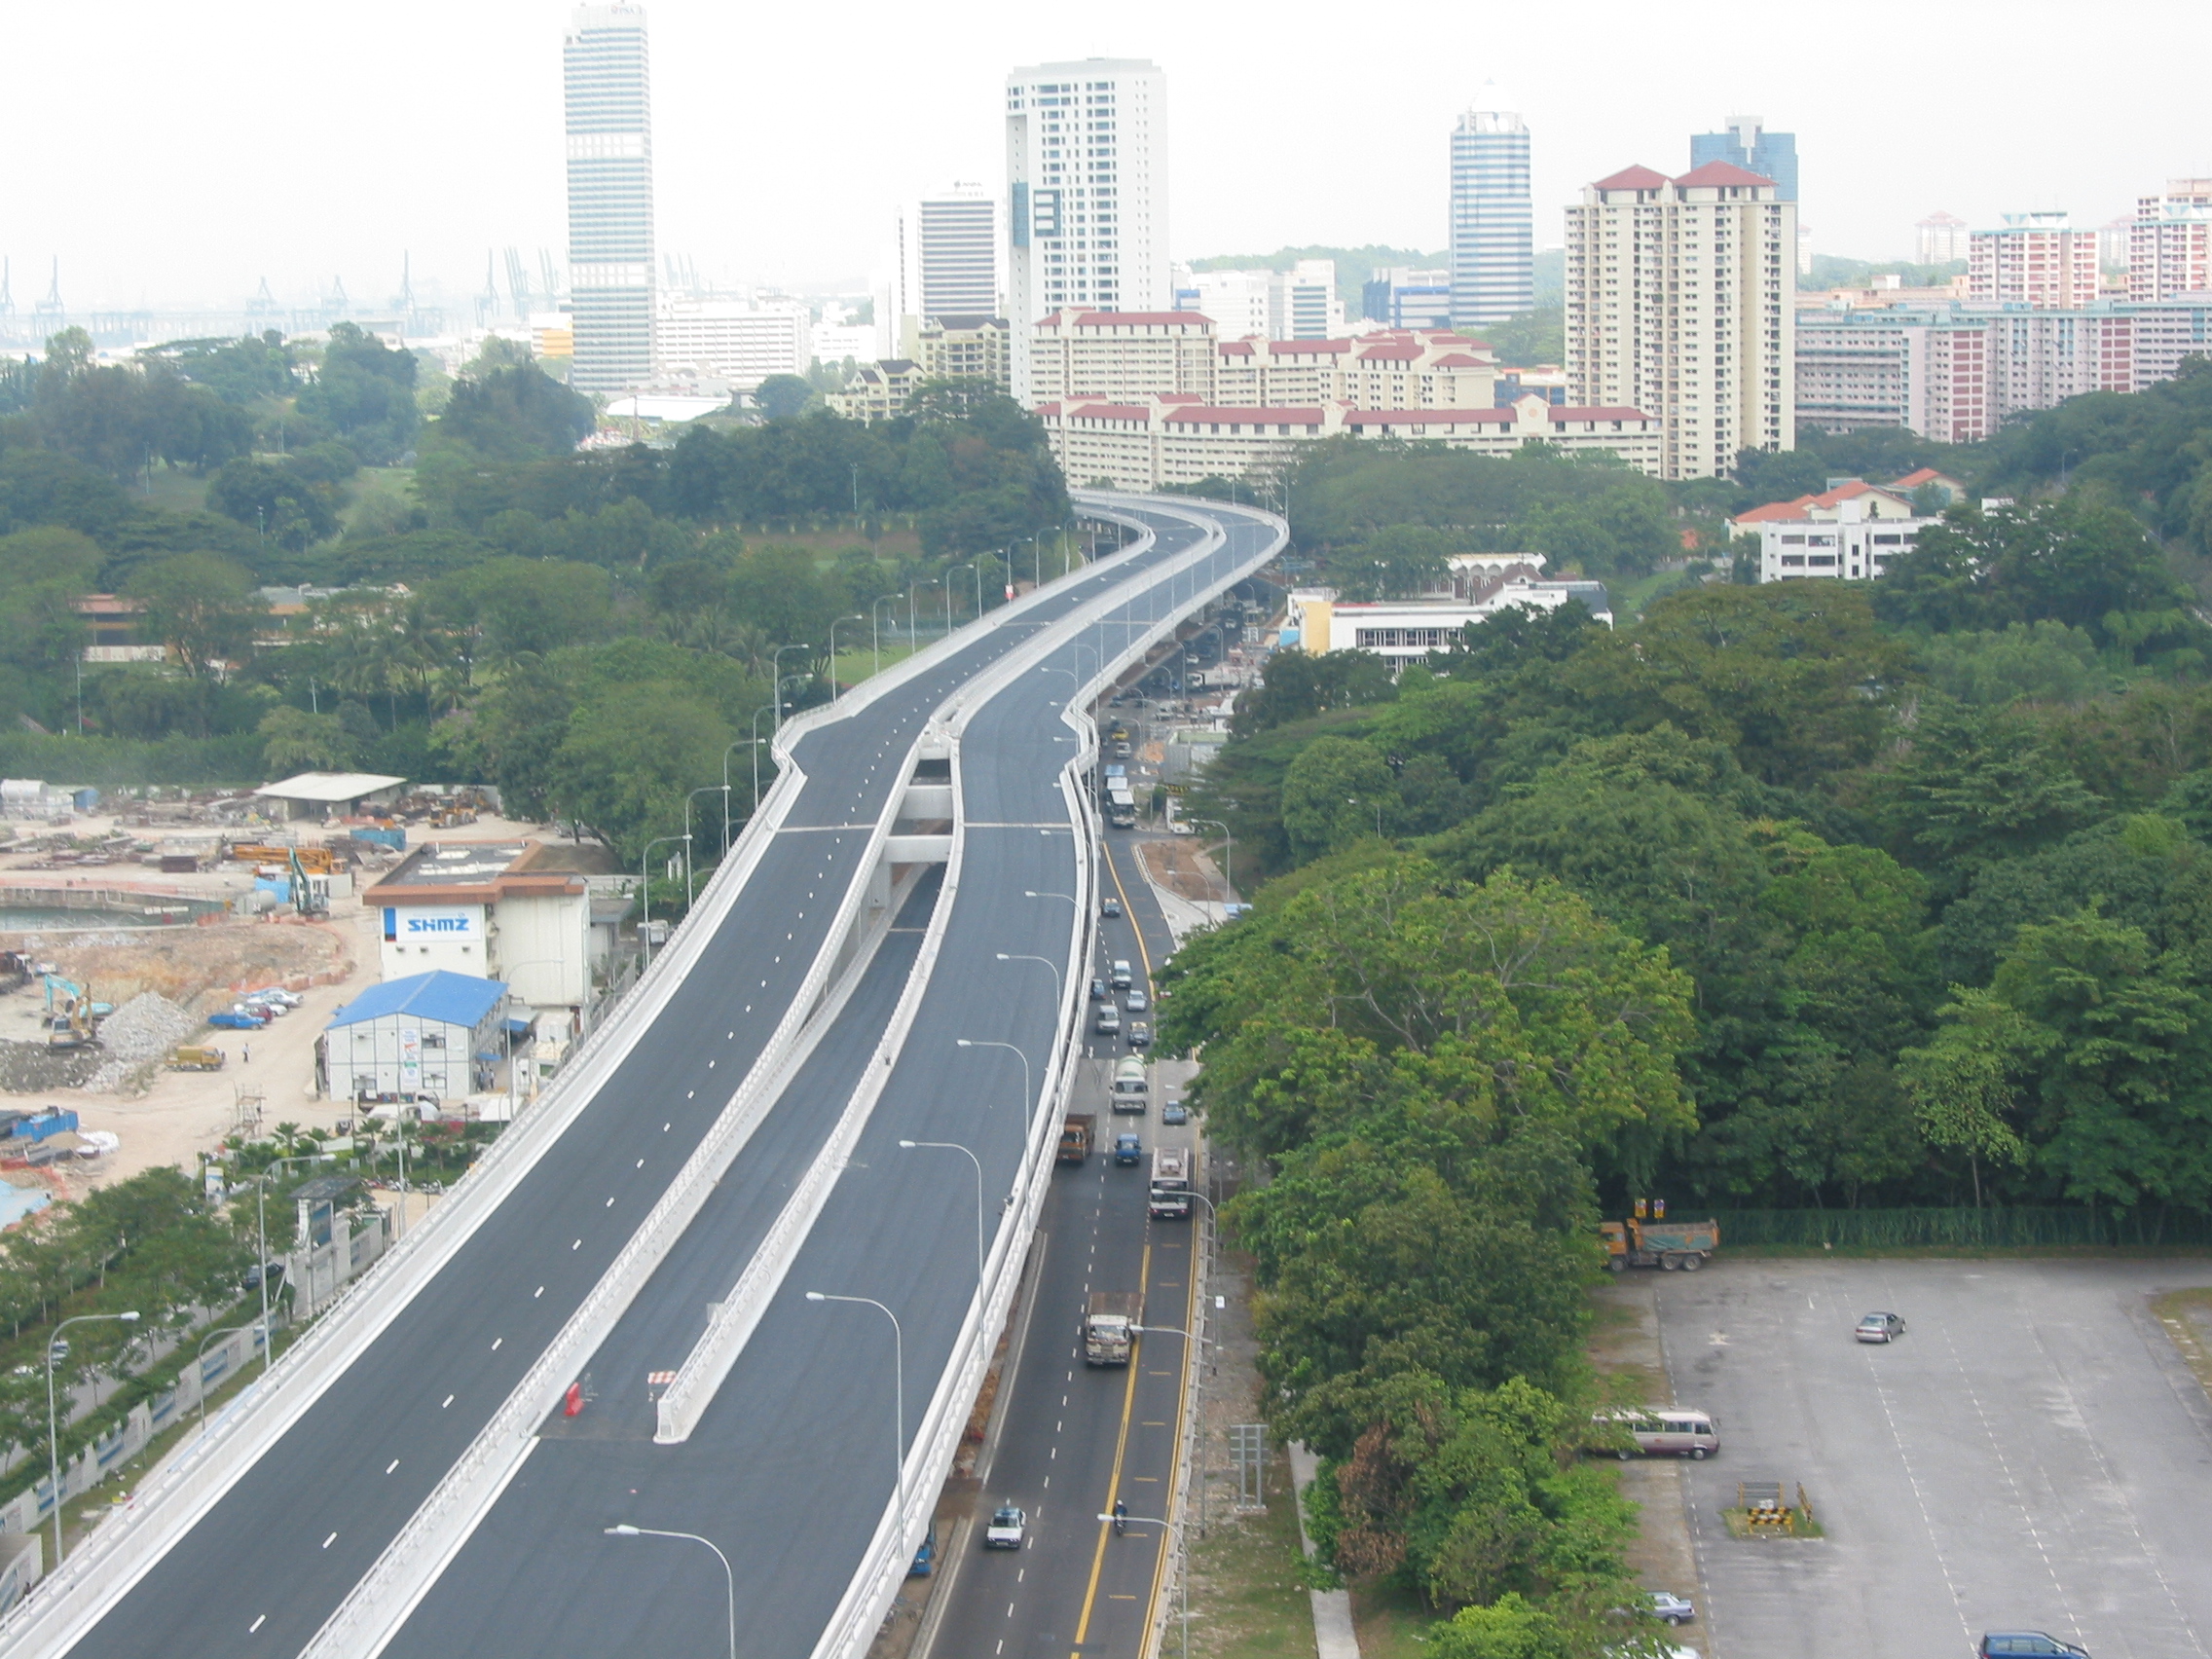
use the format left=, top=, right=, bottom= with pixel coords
left=1425, top=1596, right=1572, bottom=1659
left=753, top=374, right=817, bottom=422
left=433, top=362, right=595, bottom=462
left=258, top=705, right=359, bottom=773
left=297, top=323, right=420, bottom=463
left=546, top=681, right=733, bottom=860
left=1280, top=735, right=1401, bottom=861
left=126, top=552, right=259, bottom=679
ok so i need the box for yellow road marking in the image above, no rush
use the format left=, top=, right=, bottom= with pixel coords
left=1070, top=1240, right=1153, bottom=1656
left=1102, top=845, right=1154, bottom=988
left=1140, top=1150, right=1201, bottom=1647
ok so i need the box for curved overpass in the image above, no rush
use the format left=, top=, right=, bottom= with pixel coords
left=2, top=493, right=1282, bottom=1659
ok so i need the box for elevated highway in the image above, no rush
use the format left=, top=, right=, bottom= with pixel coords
left=1, top=493, right=1283, bottom=1659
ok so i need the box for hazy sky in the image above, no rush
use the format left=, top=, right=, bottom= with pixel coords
left=9, top=0, right=2208, bottom=312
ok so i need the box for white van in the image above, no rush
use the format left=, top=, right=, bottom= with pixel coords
left=1594, top=1408, right=1719, bottom=1460
left=1110, top=959, right=1133, bottom=990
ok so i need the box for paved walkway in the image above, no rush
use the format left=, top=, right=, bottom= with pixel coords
left=1286, top=1441, right=1360, bottom=1659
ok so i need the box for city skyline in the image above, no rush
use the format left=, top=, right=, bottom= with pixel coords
left=1, top=0, right=2205, bottom=313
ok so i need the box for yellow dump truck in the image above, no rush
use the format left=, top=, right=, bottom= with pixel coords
left=169, top=1046, right=227, bottom=1072
left=1601, top=1215, right=1719, bottom=1272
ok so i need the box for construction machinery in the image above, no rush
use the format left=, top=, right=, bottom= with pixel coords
left=1601, top=1214, right=1719, bottom=1272
left=42, top=975, right=109, bottom=1050
left=170, top=1046, right=228, bottom=1071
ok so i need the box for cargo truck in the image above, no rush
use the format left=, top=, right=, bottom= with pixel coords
left=1083, top=1292, right=1142, bottom=1365
left=1601, top=1215, right=1719, bottom=1272
left=1148, top=1146, right=1192, bottom=1218
left=1058, top=1113, right=1094, bottom=1164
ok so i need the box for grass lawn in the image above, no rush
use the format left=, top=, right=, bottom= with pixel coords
left=2155, top=1287, right=2212, bottom=1403
left=1349, top=1581, right=1446, bottom=1659
left=1187, top=1446, right=1319, bottom=1659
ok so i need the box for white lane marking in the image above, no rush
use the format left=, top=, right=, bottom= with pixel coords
left=250, top=1615, right=267, bottom=1634
left=322, top=1531, right=338, bottom=1549
left=386, top=1458, right=399, bottom=1474
left=441, top=1394, right=454, bottom=1408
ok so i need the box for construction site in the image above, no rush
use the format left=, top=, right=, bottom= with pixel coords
left=0, top=781, right=567, bottom=1223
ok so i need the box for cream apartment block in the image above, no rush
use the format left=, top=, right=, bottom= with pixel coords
left=1565, top=161, right=1794, bottom=480
left=1025, top=311, right=1500, bottom=408
left=2130, top=180, right=2212, bottom=303
left=1969, top=212, right=2101, bottom=310
left=1039, top=392, right=1660, bottom=491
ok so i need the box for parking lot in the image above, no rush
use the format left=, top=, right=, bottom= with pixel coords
left=1649, top=1258, right=2212, bottom=1659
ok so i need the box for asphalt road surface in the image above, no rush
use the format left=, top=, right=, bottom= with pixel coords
left=56, top=498, right=1269, bottom=1658
left=1651, top=1258, right=2212, bottom=1659
left=378, top=502, right=1263, bottom=1657
left=925, top=820, right=1200, bottom=1659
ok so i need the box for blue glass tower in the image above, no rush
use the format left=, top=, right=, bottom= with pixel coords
left=1690, top=115, right=1797, bottom=202
left=1449, top=89, right=1532, bottom=330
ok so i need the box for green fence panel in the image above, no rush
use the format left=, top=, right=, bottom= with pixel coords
left=1705, top=1206, right=2212, bottom=1249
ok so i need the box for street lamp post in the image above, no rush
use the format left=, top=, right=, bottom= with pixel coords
left=1346, top=795, right=1383, bottom=840
left=639, top=834, right=690, bottom=971
left=995, top=951, right=1063, bottom=1010
left=956, top=1037, right=1034, bottom=1137
left=46, top=1310, right=139, bottom=1567
left=900, top=1139, right=984, bottom=1283
left=1096, top=1509, right=1195, bottom=1659
left=827, top=614, right=864, bottom=702
left=950, top=561, right=983, bottom=620
left=870, top=594, right=901, bottom=676
left=194, top=1320, right=264, bottom=1435
left=253, top=1152, right=330, bottom=1355
left=602, top=1526, right=736, bottom=1659
left=770, top=644, right=812, bottom=734
left=683, top=787, right=724, bottom=908
left=803, top=1293, right=905, bottom=1529
left=1186, top=818, right=1235, bottom=917
left=909, top=578, right=940, bottom=648
left=748, top=703, right=778, bottom=815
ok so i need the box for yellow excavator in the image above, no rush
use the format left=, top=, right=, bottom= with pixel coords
left=43, top=975, right=110, bottom=1050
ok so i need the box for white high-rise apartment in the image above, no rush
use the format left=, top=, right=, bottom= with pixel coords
left=1271, top=261, right=1346, bottom=340
left=1566, top=161, right=1795, bottom=481
left=1006, top=58, right=1169, bottom=404
left=1916, top=211, right=1969, bottom=266
left=894, top=184, right=1002, bottom=346
left=2130, top=180, right=2212, bottom=303
left=1969, top=212, right=2099, bottom=310
left=1185, top=270, right=1272, bottom=340
left=1449, top=89, right=1532, bottom=329
left=564, top=4, right=655, bottom=393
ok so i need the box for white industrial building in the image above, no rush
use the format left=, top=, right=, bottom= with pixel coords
left=368, top=841, right=593, bottom=1020
left=1284, top=555, right=1613, bottom=666
left=320, top=972, right=509, bottom=1104
left=654, top=297, right=810, bottom=390
left=252, top=772, right=409, bottom=822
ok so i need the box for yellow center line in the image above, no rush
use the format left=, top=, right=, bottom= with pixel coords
left=1070, top=1240, right=1153, bottom=1656
left=1102, top=843, right=1154, bottom=988
left=1139, top=1161, right=1200, bottom=1648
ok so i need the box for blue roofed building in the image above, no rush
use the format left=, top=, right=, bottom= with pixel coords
left=317, top=971, right=509, bottom=1104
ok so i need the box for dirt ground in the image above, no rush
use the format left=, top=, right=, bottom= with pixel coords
left=1590, top=1275, right=1710, bottom=1645
left=1136, top=838, right=1229, bottom=906
left=0, top=809, right=560, bottom=1198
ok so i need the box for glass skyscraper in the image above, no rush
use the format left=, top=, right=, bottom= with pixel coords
left=1449, top=93, right=1532, bottom=331
left=565, top=4, right=655, bottom=392
left=1690, top=115, right=1798, bottom=202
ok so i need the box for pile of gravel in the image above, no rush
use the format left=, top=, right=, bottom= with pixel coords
left=81, top=992, right=203, bottom=1093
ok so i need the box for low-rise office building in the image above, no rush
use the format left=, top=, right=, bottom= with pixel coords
left=1734, top=478, right=1939, bottom=582
left=368, top=840, right=591, bottom=1017
left=320, top=971, right=509, bottom=1103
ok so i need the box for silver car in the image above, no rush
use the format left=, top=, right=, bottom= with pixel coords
left=1856, top=1311, right=1906, bottom=1344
